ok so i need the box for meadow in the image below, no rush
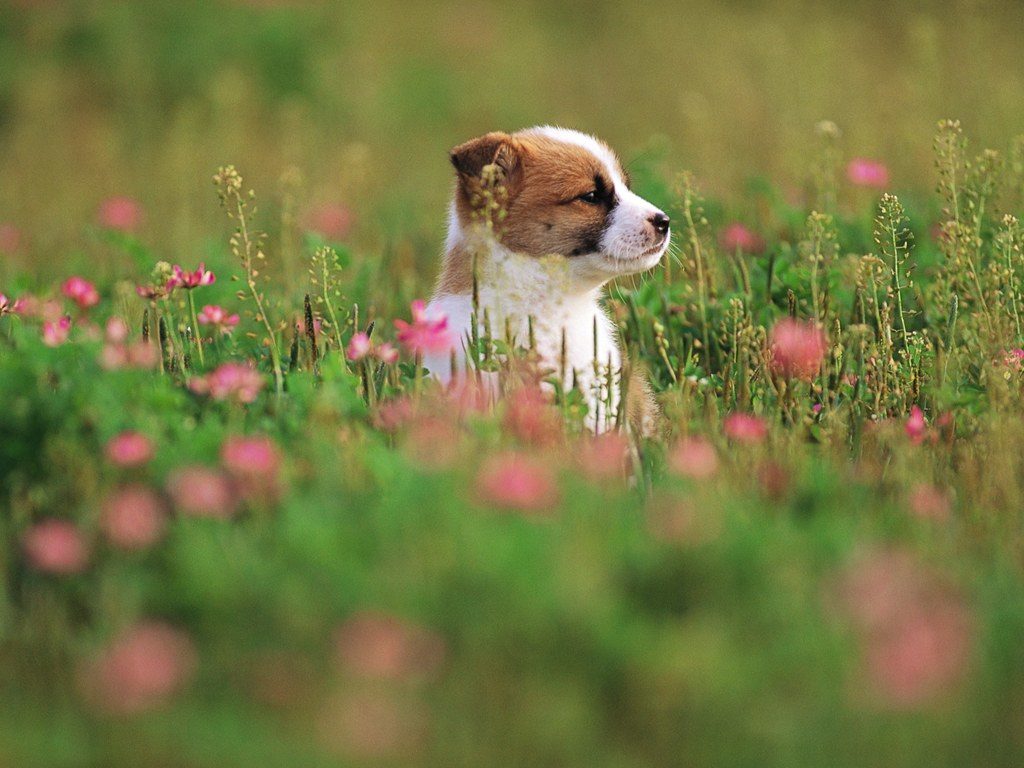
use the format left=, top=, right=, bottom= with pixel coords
left=4, top=2, right=1024, bottom=766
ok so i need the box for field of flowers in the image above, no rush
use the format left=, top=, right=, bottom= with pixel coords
left=5, top=3, right=1024, bottom=767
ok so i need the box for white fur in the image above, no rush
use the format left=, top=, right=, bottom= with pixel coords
left=425, top=127, right=670, bottom=432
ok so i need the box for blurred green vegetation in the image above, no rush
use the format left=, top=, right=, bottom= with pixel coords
left=2, top=0, right=1024, bottom=283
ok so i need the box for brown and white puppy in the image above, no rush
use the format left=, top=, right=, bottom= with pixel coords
left=423, top=126, right=670, bottom=432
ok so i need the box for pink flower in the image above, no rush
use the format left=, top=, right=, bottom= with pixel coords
left=394, top=299, right=451, bottom=354
left=769, top=318, right=827, bottom=380
left=105, top=317, right=129, bottom=343
left=305, top=203, right=354, bottom=241
left=847, top=158, right=890, bottom=189
left=476, top=453, right=559, bottom=513
left=23, top=520, right=89, bottom=575
left=577, top=432, right=630, bottom=481
left=838, top=549, right=972, bottom=708
left=334, top=612, right=446, bottom=682
left=105, top=431, right=155, bottom=468
left=42, top=316, right=71, bottom=347
left=189, top=362, right=264, bottom=404
left=375, top=342, right=398, bottom=364
left=346, top=332, right=372, bottom=361
left=905, top=406, right=927, bottom=444
left=668, top=437, right=719, bottom=480
left=0, top=223, right=22, bottom=253
left=720, top=222, right=766, bottom=254
left=98, top=196, right=144, bottom=233
left=0, top=294, right=11, bottom=316
left=100, top=486, right=167, bottom=550
left=502, top=387, right=561, bottom=446
left=78, top=622, right=196, bottom=714
left=61, top=276, right=100, bottom=310
left=221, top=435, right=281, bottom=501
left=908, top=483, right=951, bottom=521
left=1003, top=348, right=1024, bottom=370
left=101, top=340, right=159, bottom=371
left=165, top=466, right=239, bottom=519
left=167, top=263, right=215, bottom=290
left=135, top=283, right=168, bottom=301
left=197, top=304, right=239, bottom=334
left=723, top=413, right=767, bottom=444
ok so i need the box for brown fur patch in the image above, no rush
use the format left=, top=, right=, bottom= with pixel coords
left=438, top=129, right=627, bottom=295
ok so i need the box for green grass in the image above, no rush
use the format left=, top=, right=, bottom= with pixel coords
left=4, top=3, right=1024, bottom=766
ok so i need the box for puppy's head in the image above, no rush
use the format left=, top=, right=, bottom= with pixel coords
left=449, top=126, right=670, bottom=282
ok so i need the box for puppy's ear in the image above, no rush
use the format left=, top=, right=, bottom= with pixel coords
left=449, top=132, right=519, bottom=181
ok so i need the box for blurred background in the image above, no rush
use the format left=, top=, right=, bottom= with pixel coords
left=1, top=0, right=1023, bottom=281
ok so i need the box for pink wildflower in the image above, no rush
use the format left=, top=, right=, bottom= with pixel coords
left=838, top=549, right=972, bottom=708
left=394, top=299, right=451, bottom=354
left=98, top=196, right=144, bottom=233
left=769, top=318, right=827, bottom=380
left=167, top=263, right=215, bottom=290
left=476, top=453, right=559, bottom=513
left=334, top=612, right=446, bottom=682
left=720, top=222, right=766, bottom=254
left=61, top=276, right=100, bottom=310
left=23, top=520, right=89, bottom=575
left=189, top=362, right=264, bottom=403
left=0, top=223, right=21, bottom=253
left=723, top=413, right=767, bottom=444
left=0, top=294, right=10, bottom=316
left=100, top=486, right=167, bottom=550
left=42, top=316, right=72, bottom=347
left=105, top=431, right=155, bottom=468
left=221, top=435, right=281, bottom=501
left=79, top=622, right=196, bottom=715
left=346, top=332, right=372, bottom=361
left=502, top=387, right=562, bottom=446
left=135, top=283, right=168, bottom=301
left=105, top=317, right=129, bottom=343
left=165, top=466, right=239, bottom=519
left=197, top=304, right=239, bottom=334
left=847, top=158, right=890, bottom=189
left=905, top=406, right=928, bottom=444
left=908, top=483, right=952, bottom=521
left=668, top=437, right=719, bottom=480
left=577, top=432, right=630, bottom=481
left=375, top=342, right=398, bottom=364
left=305, top=203, right=354, bottom=241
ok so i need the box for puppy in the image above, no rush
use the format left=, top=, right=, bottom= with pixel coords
left=423, top=126, right=670, bottom=433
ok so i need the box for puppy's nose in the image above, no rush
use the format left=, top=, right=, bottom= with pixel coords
left=650, top=212, right=671, bottom=234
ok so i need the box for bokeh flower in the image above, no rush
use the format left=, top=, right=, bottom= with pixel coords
left=720, top=222, right=766, bottom=254
left=334, top=611, right=446, bottom=682
left=394, top=299, right=451, bottom=354
left=577, top=431, right=630, bottom=481
left=42, top=316, right=71, bottom=347
left=189, top=362, right=264, bottom=403
left=0, top=293, right=11, bottom=316
left=78, top=622, right=196, bottom=715
left=100, top=485, right=167, bottom=550
left=165, top=466, right=239, bottom=519
left=908, top=483, right=952, bottom=521
left=0, top=222, right=22, bottom=253
left=837, top=549, right=973, bottom=708
left=98, top=196, right=144, bottom=233
left=475, top=453, right=559, bottom=513
left=61, top=276, right=100, bottom=309
left=23, top=520, right=89, bottom=575
left=847, top=158, right=890, bottom=189
left=769, top=318, right=827, bottom=380
left=723, top=413, right=767, bottom=444
left=905, top=406, right=928, bottom=444
left=197, top=304, right=239, bottom=334
left=105, top=431, right=155, bottom=468
left=502, top=386, right=562, bottom=446
left=668, top=437, right=719, bottom=480
left=305, top=202, right=354, bottom=241
left=221, top=435, right=281, bottom=501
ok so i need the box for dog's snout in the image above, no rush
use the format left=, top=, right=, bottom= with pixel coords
left=650, top=212, right=671, bottom=234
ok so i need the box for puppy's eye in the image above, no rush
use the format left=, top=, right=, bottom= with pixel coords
left=578, top=190, right=601, bottom=204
